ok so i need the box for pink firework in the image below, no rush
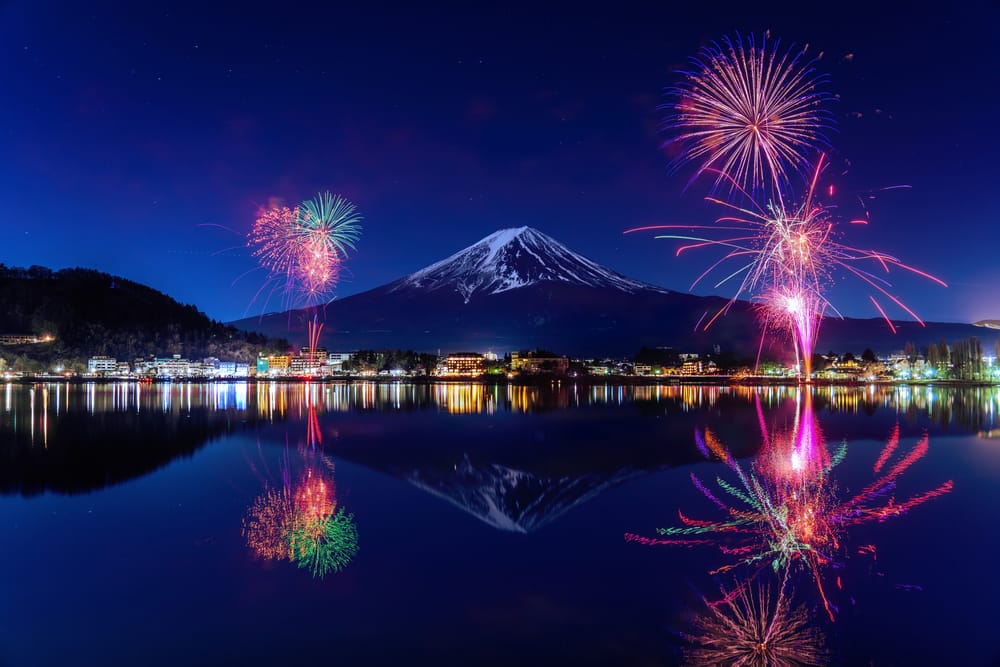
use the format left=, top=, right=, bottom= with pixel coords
left=664, top=32, right=832, bottom=198
left=628, top=157, right=946, bottom=379
left=247, top=192, right=361, bottom=314
left=626, top=391, right=953, bottom=622
left=249, top=205, right=300, bottom=280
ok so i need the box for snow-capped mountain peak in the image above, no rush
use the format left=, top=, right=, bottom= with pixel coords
left=390, top=226, right=666, bottom=303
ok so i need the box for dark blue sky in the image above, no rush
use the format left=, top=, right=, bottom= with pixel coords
left=2, top=1, right=997, bottom=324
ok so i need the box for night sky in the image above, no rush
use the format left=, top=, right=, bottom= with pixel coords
left=2, top=1, right=997, bottom=324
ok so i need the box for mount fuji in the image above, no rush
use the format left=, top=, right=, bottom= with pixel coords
left=390, top=226, right=664, bottom=303
left=233, top=227, right=989, bottom=357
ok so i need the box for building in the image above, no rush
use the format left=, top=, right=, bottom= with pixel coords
left=0, top=334, right=53, bottom=345
left=511, top=351, right=569, bottom=375
left=267, top=355, right=291, bottom=376
left=152, top=355, right=193, bottom=378
left=681, top=360, right=703, bottom=375
left=440, top=353, right=485, bottom=377
left=327, top=352, right=353, bottom=368
left=87, top=356, right=118, bottom=376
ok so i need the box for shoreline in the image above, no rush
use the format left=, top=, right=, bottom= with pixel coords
left=5, top=375, right=998, bottom=388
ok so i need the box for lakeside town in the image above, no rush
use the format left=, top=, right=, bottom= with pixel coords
left=3, top=335, right=999, bottom=383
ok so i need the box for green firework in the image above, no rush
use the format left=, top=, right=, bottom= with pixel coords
left=288, top=508, right=360, bottom=579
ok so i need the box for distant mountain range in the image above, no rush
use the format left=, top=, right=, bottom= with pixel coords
left=233, top=227, right=994, bottom=358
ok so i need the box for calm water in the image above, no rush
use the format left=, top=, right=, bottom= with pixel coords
left=1, top=381, right=998, bottom=666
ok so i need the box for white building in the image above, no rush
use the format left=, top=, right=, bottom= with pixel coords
left=327, top=352, right=353, bottom=369
left=152, top=355, right=193, bottom=378
left=87, top=356, right=118, bottom=376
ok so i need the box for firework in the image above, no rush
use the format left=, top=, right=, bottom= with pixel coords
left=297, top=192, right=363, bottom=269
left=628, top=157, right=946, bottom=379
left=647, top=33, right=946, bottom=380
left=288, top=508, right=360, bottom=579
left=242, top=486, right=295, bottom=561
left=293, top=466, right=336, bottom=523
left=249, top=205, right=299, bottom=280
left=626, top=391, right=953, bottom=620
left=684, top=579, right=828, bottom=666
left=247, top=191, right=362, bottom=311
left=243, top=449, right=358, bottom=578
left=663, top=32, right=831, bottom=198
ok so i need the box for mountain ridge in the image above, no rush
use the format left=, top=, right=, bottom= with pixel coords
left=388, top=226, right=667, bottom=303
left=231, top=227, right=996, bottom=358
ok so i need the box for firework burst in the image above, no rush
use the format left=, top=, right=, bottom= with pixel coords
left=243, top=447, right=359, bottom=578
left=628, top=157, right=945, bottom=378
left=684, top=578, right=828, bottom=666
left=288, top=507, right=360, bottom=579
left=664, top=32, right=832, bottom=198
left=242, top=485, right=295, bottom=561
left=247, top=191, right=362, bottom=312
left=626, top=391, right=953, bottom=620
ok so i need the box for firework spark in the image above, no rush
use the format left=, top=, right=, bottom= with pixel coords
left=288, top=507, right=360, bottom=579
left=684, top=578, right=828, bottom=666
left=243, top=448, right=359, bottom=578
left=247, top=191, right=362, bottom=312
left=663, top=32, right=831, bottom=198
left=626, top=391, right=953, bottom=620
left=242, top=486, right=295, bottom=561
left=628, top=157, right=945, bottom=378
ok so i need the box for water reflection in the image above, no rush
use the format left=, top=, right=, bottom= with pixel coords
left=630, top=390, right=953, bottom=622
left=243, top=448, right=359, bottom=578
left=1, top=381, right=994, bottom=509
left=1, top=381, right=998, bottom=430
left=684, top=577, right=828, bottom=666
left=627, top=388, right=959, bottom=666
left=243, top=397, right=359, bottom=579
left=0, top=383, right=259, bottom=496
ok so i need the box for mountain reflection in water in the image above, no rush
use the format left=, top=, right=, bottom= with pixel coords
left=1, top=381, right=998, bottom=666
left=1, top=383, right=996, bottom=532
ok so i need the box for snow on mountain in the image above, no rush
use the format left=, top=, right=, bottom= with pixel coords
left=390, top=226, right=667, bottom=303
left=405, top=454, right=644, bottom=533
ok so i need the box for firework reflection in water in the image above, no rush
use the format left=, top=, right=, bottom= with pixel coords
left=242, top=411, right=359, bottom=579
left=627, top=390, right=952, bottom=620
left=684, top=576, right=828, bottom=666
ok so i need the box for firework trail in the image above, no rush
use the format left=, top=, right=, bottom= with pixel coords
left=247, top=191, right=362, bottom=372
left=645, top=33, right=946, bottom=380
left=663, top=32, right=832, bottom=199
left=628, top=156, right=945, bottom=378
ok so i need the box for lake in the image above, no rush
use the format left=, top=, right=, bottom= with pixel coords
left=1, top=381, right=998, bottom=666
